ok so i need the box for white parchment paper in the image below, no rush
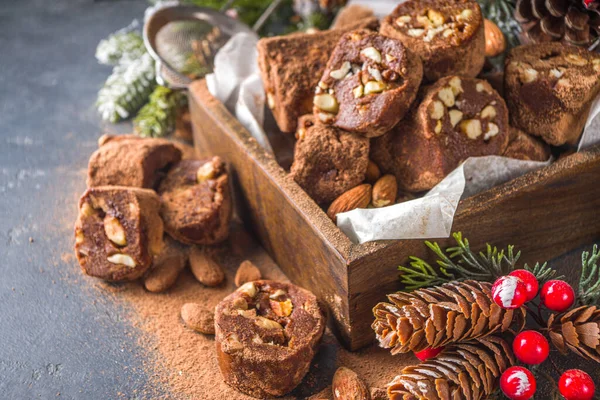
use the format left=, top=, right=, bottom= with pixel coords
left=207, top=25, right=600, bottom=244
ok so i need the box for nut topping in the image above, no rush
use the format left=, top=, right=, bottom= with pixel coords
left=255, top=316, right=283, bottom=330
left=104, top=215, right=127, bottom=246
left=520, top=68, right=538, bottom=83
left=385, top=54, right=397, bottom=62
left=75, top=230, right=84, bottom=244
left=549, top=68, right=564, bottom=78
left=353, top=85, right=364, bottom=98
left=427, top=9, right=445, bottom=27
left=107, top=253, right=136, bottom=268
left=267, top=92, right=275, bottom=109
left=368, top=67, right=383, bottom=82
left=460, top=119, right=482, bottom=140
left=330, top=61, right=352, bottom=80
left=434, top=120, right=442, bottom=134
left=269, top=289, right=287, bottom=299
left=593, top=59, right=600, bottom=72
left=407, top=28, right=425, bottom=37
left=270, top=299, right=293, bottom=317
left=81, top=202, right=95, bottom=217
left=480, top=105, right=497, bottom=119
left=457, top=9, right=473, bottom=21
left=438, top=87, right=455, bottom=107
left=360, top=47, right=382, bottom=63
left=314, top=93, right=339, bottom=113
left=238, top=282, right=257, bottom=298
left=448, top=77, right=463, bottom=95
left=484, top=123, right=500, bottom=141
left=318, top=112, right=335, bottom=123
left=197, top=161, right=217, bottom=183
left=364, top=81, right=386, bottom=95
left=396, top=15, right=412, bottom=26
left=430, top=101, right=445, bottom=120
left=449, top=109, right=463, bottom=127
left=565, top=53, right=587, bottom=66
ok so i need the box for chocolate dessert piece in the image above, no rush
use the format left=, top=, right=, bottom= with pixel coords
left=332, top=4, right=375, bottom=30
left=257, top=19, right=378, bottom=133
left=215, top=280, right=326, bottom=398
left=158, top=157, right=231, bottom=245
left=504, top=42, right=600, bottom=146
left=371, top=76, right=510, bottom=192
left=87, top=137, right=182, bottom=189
left=313, top=29, right=423, bottom=137
left=504, top=127, right=551, bottom=162
left=74, top=186, right=164, bottom=281
left=380, top=0, right=485, bottom=82
left=290, top=115, right=369, bottom=204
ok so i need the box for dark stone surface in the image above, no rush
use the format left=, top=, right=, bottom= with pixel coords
left=0, top=0, right=164, bottom=398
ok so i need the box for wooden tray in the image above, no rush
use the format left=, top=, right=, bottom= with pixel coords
left=189, top=79, right=600, bottom=350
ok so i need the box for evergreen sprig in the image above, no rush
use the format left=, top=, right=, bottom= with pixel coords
left=398, top=232, right=560, bottom=290
left=133, top=86, right=187, bottom=138
left=95, top=21, right=145, bottom=66
left=578, top=245, right=600, bottom=306
left=524, top=261, right=561, bottom=286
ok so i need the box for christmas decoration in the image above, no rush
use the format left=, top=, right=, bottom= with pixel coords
left=492, top=275, right=529, bottom=309
left=372, top=280, right=526, bottom=354
left=509, top=269, right=539, bottom=301
left=558, top=369, right=596, bottom=400
left=548, top=305, right=600, bottom=362
left=397, top=232, right=559, bottom=290
left=95, top=21, right=146, bottom=66
left=512, top=330, right=549, bottom=365
left=133, top=86, right=187, bottom=138
left=541, top=279, right=576, bottom=312
left=478, top=0, right=523, bottom=51
left=500, top=366, right=537, bottom=400
left=413, top=346, right=444, bottom=361
left=578, top=244, right=600, bottom=305
left=514, top=0, right=600, bottom=49
left=387, top=337, right=515, bottom=400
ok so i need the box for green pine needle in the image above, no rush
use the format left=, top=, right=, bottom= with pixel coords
left=579, top=244, right=600, bottom=306
left=524, top=261, right=562, bottom=286
left=133, top=86, right=187, bottom=138
left=398, top=232, right=559, bottom=290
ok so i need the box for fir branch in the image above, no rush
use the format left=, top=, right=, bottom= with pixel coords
left=398, top=256, right=454, bottom=290
left=525, top=261, right=562, bottom=286
left=133, top=86, right=187, bottom=138
left=579, top=244, right=600, bottom=306
left=95, top=21, right=145, bottom=66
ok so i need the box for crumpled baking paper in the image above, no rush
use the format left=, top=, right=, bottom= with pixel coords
left=206, top=29, right=600, bottom=244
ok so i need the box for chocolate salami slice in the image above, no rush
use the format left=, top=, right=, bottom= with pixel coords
left=313, top=29, right=423, bottom=137
left=380, top=0, right=485, bottom=82
left=215, top=280, right=326, bottom=398
left=503, top=127, right=551, bottom=162
left=290, top=115, right=369, bottom=204
left=158, top=157, right=232, bottom=245
left=74, top=186, right=164, bottom=282
left=371, top=76, right=510, bottom=192
left=504, top=42, right=600, bottom=146
left=87, top=137, right=181, bottom=189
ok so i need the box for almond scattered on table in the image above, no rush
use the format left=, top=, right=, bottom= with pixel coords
left=332, top=367, right=370, bottom=400
left=189, top=246, right=225, bottom=287
left=234, top=260, right=262, bottom=287
left=181, top=302, right=215, bottom=334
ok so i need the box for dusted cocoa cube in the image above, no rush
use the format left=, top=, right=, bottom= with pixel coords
left=504, top=42, right=600, bottom=146
left=504, top=127, right=551, bottom=162
left=87, top=137, right=182, bottom=189
left=371, top=76, right=510, bottom=192
left=380, top=0, right=485, bottom=82
left=257, top=19, right=378, bottom=133
left=290, top=115, right=369, bottom=204
left=313, top=29, right=422, bottom=137
left=74, top=186, right=164, bottom=282
left=158, top=157, right=232, bottom=245
left=215, top=280, right=326, bottom=398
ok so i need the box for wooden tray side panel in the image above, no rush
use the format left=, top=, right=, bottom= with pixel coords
left=188, top=81, right=356, bottom=343
left=348, top=148, right=600, bottom=349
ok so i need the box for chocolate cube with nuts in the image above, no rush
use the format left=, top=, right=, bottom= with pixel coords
left=215, top=280, right=326, bottom=398
left=290, top=115, right=369, bottom=204
left=503, top=127, right=551, bottom=162
left=257, top=19, right=378, bottom=133
left=87, top=137, right=182, bottom=189
left=371, top=76, right=510, bottom=192
left=504, top=42, right=600, bottom=146
left=74, top=186, right=164, bottom=281
left=380, top=0, right=485, bottom=82
left=313, top=29, right=423, bottom=137
left=158, top=157, right=232, bottom=245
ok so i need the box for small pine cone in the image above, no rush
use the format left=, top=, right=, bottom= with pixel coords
left=388, top=337, right=515, bottom=400
left=372, top=280, right=526, bottom=354
left=548, top=305, right=600, bottom=362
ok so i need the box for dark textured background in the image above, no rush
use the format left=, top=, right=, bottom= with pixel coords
left=1, top=0, right=599, bottom=399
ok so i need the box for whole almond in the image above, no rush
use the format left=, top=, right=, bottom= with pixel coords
left=364, top=160, right=381, bottom=183
left=372, top=175, right=398, bottom=208
left=181, top=302, right=215, bottom=334
left=189, top=246, right=225, bottom=287
left=144, top=238, right=188, bottom=293
left=327, top=184, right=372, bottom=223
left=332, top=367, right=370, bottom=400
left=234, top=260, right=262, bottom=287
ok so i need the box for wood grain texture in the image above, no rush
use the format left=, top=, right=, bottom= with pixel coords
left=189, top=79, right=600, bottom=350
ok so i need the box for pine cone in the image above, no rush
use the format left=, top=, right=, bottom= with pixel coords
left=387, top=337, right=515, bottom=400
left=372, top=280, right=526, bottom=354
left=548, top=305, right=600, bottom=362
left=515, top=0, right=600, bottom=47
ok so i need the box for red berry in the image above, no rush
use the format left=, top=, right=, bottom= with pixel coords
left=509, top=270, right=539, bottom=301
left=512, top=330, right=549, bottom=365
left=540, top=280, right=575, bottom=312
left=492, top=276, right=528, bottom=309
left=559, top=370, right=595, bottom=400
left=414, top=346, right=444, bottom=361
left=500, top=366, right=537, bottom=400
